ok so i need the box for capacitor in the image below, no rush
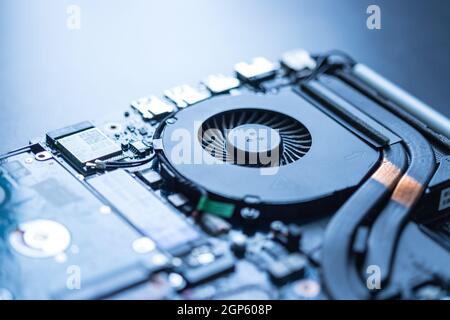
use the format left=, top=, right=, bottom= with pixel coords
left=287, top=224, right=303, bottom=252
left=230, top=232, right=247, bottom=258
left=270, top=220, right=288, bottom=236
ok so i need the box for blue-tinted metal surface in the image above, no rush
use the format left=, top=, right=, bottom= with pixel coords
left=1, top=0, right=449, bottom=153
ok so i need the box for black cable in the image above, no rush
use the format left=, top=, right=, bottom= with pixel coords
left=0, top=146, right=31, bottom=160
left=87, top=152, right=156, bottom=170
left=105, top=154, right=155, bottom=166
left=306, top=50, right=357, bottom=82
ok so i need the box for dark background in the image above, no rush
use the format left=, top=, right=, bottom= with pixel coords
left=1, top=0, right=449, bottom=153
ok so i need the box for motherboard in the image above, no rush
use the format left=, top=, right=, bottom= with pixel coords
left=1, top=49, right=449, bottom=300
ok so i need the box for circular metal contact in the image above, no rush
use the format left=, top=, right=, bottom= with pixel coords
left=9, top=219, right=71, bottom=258
left=35, top=151, right=52, bottom=161
left=132, top=237, right=156, bottom=254
left=168, top=273, right=186, bottom=290
left=166, top=117, right=177, bottom=125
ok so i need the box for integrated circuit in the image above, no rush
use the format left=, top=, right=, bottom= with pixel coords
left=88, top=169, right=202, bottom=254
left=55, top=127, right=122, bottom=172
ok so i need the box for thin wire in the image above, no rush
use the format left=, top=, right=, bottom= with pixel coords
left=0, top=146, right=31, bottom=160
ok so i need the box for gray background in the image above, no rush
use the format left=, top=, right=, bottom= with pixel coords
left=1, top=0, right=449, bottom=153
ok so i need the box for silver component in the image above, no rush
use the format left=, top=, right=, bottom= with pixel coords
left=168, top=273, right=186, bottom=290
left=132, top=96, right=174, bottom=118
left=9, top=219, right=71, bottom=258
left=240, top=207, right=260, bottom=220
left=147, top=96, right=175, bottom=115
left=203, top=74, right=240, bottom=94
left=131, top=98, right=153, bottom=119
left=230, top=231, right=247, bottom=245
left=58, top=127, right=122, bottom=165
left=164, top=85, right=210, bottom=107
left=166, top=118, right=177, bottom=124
left=167, top=193, right=188, bottom=207
left=132, top=237, right=156, bottom=254
left=141, top=170, right=162, bottom=186
left=152, top=138, right=163, bottom=150
left=281, top=49, right=317, bottom=72
left=86, top=160, right=107, bottom=170
left=25, top=157, right=33, bottom=164
left=196, top=252, right=215, bottom=265
left=164, top=88, right=187, bottom=108
left=35, top=151, right=52, bottom=161
left=353, top=63, right=450, bottom=140
left=234, top=57, right=278, bottom=82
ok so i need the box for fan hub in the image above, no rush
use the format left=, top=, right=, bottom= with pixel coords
left=226, top=124, right=281, bottom=166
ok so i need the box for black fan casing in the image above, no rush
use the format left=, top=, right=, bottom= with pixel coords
left=160, top=89, right=379, bottom=219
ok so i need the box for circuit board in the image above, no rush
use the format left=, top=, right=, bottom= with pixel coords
left=1, top=50, right=449, bottom=300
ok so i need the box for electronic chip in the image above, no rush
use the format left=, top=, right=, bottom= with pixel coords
left=130, top=140, right=149, bottom=156
left=88, top=169, right=201, bottom=253
left=56, top=127, right=122, bottom=170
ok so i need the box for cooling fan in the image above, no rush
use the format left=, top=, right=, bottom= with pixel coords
left=157, top=90, right=380, bottom=219
left=200, top=109, right=312, bottom=167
